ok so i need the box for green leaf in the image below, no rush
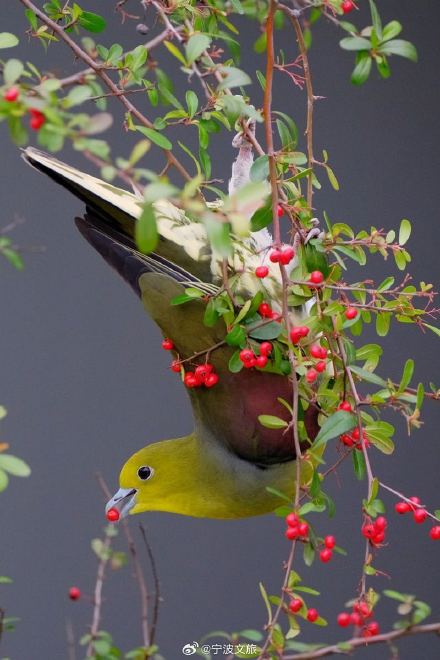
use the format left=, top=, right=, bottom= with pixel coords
left=248, top=321, right=282, bottom=341
left=250, top=155, right=269, bottom=182
left=204, top=216, right=232, bottom=257
left=259, top=582, right=273, bottom=623
left=376, top=312, right=391, bottom=337
left=377, top=276, right=395, bottom=292
left=416, top=382, right=425, bottom=410
left=339, top=36, right=372, bottom=51
left=163, top=40, right=187, bottom=66
left=258, top=415, right=288, bottom=430
left=217, top=66, right=251, bottom=90
left=369, top=0, right=382, bottom=40
left=424, top=323, right=440, bottom=338
left=350, top=364, right=387, bottom=387
left=382, top=21, right=402, bottom=42
left=0, top=469, right=9, bottom=492
left=135, top=203, right=158, bottom=253
left=398, top=218, right=411, bottom=245
left=185, top=90, right=198, bottom=118
left=0, top=454, right=31, bottom=477
left=185, top=34, right=211, bottom=64
left=0, top=33, right=19, bottom=49
left=4, top=58, right=23, bottom=85
left=225, top=325, right=246, bottom=347
left=135, top=125, right=172, bottom=150
left=229, top=350, right=244, bottom=373
left=313, top=411, right=356, bottom=451
left=366, top=430, right=395, bottom=455
left=250, top=202, right=272, bottom=232
left=398, top=359, right=414, bottom=393
left=379, top=39, right=418, bottom=62
left=78, top=12, right=107, bottom=33
left=351, top=52, right=372, bottom=85
left=352, top=450, right=366, bottom=480
left=383, top=589, right=413, bottom=603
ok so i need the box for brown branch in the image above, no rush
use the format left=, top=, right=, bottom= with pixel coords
left=283, top=621, right=440, bottom=659
left=288, top=12, right=315, bottom=209
left=18, top=0, right=192, bottom=182
left=86, top=536, right=111, bottom=657
left=139, top=524, right=161, bottom=646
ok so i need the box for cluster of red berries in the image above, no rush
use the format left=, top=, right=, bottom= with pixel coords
left=341, top=0, right=356, bottom=15
left=106, top=507, right=120, bottom=522
left=289, top=325, right=310, bottom=344
left=258, top=301, right=279, bottom=320
left=337, top=601, right=380, bottom=637
left=184, top=363, right=219, bottom=389
left=269, top=244, right=295, bottom=265
left=288, top=598, right=320, bottom=623
left=306, top=342, right=328, bottom=383
left=68, top=586, right=81, bottom=601
left=394, top=496, right=440, bottom=539
left=340, top=426, right=370, bottom=451
left=319, top=535, right=336, bottom=563
left=361, top=516, right=387, bottom=547
left=285, top=512, right=309, bottom=541
left=3, top=87, right=46, bottom=131
left=239, top=342, right=272, bottom=369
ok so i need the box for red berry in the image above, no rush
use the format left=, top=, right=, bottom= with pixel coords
left=68, top=587, right=81, bottom=601
left=299, top=326, right=310, bottom=338
left=204, top=372, right=219, bottom=388
left=409, top=496, right=421, bottom=506
left=285, top=526, right=299, bottom=540
left=324, top=535, right=336, bottom=549
left=29, top=109, right=45, bottom=130
left=260, top=341, right=272, bottom=356
left=340, top=433, right=354, bottom=447
left=395, top=501, right=411, bottom=514
left=309, top=270, right=324, bottom=285
left=356, top=602, right=372, bottom=619
left=195, top=364, right=212, bottom=379
left=363, top=621, right=380, bottom=637
left=277, top=204, right=284, bottom=218
left=239, top=348, right=254, bottom=364
left=106, top=507, right=120, bottom=522
left=4, top=86, right=19, bottom=102
left=429, top=526, right=440, bottom=540
left=162, top=338, right=174, bottom=350
left=256, top=354, right=268, bottom=368
left=315, top=360, right=326, bottom=373
left=342, top=0, right=355, bottom=14
left=289, top=598, right=303, bottom=613
left=306, top=368, right=318, bottom=384
left=319, top=548, right=333, bottom=563
left=338, top=401, right=352, bottom=412
left=362, top=524, right=376, bottom=539
left=306, top=608, right=319, bottom=623
left=258, top=302, right=273, bottom=318
left=413, top=508, right=428, bottom=524
left=171, top=360, right=181, bottom=373
left=184, top=372, right=198, bottom=388
left=345, top=307, right=358, bottom=320
left=255, top=265, right=269, bottom=278
left=290, top=327, right=302, bottom=344
left=350, top=612, right=363, bottom=627
left=372, top=531, right=385, bottom=545
left=310, top=344, right=324, bottom=359
left=279, top=245, right=295, bottom=265
left=298, top=522, right=309, bottom=537
left=337, top=612, right=351, bottom=628
left=374, top=516, right=387, bottom=531
left=269, top=249, right=281, bottom=263
left=286, top=513, right=299, bottom=527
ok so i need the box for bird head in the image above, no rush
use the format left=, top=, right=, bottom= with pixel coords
left=105, top=437, right=198, bottom=519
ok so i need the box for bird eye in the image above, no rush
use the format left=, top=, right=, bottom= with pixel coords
left=137, top=466, right=153, bottom=481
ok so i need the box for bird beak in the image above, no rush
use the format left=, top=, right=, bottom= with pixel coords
left=105, top=487, right=137, bottom=519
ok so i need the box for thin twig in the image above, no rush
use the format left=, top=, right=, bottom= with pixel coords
left=18, top=0, right=192, bottom=182
left=139, top=524, right=161, bottom=647
left=283, top=621, right=440, bottom=659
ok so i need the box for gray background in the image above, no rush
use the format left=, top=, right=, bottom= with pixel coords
left=1, top=1, right=439, bottom=659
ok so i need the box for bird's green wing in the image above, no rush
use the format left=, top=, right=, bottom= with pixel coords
left=23, top=149, right=312, bottom=465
